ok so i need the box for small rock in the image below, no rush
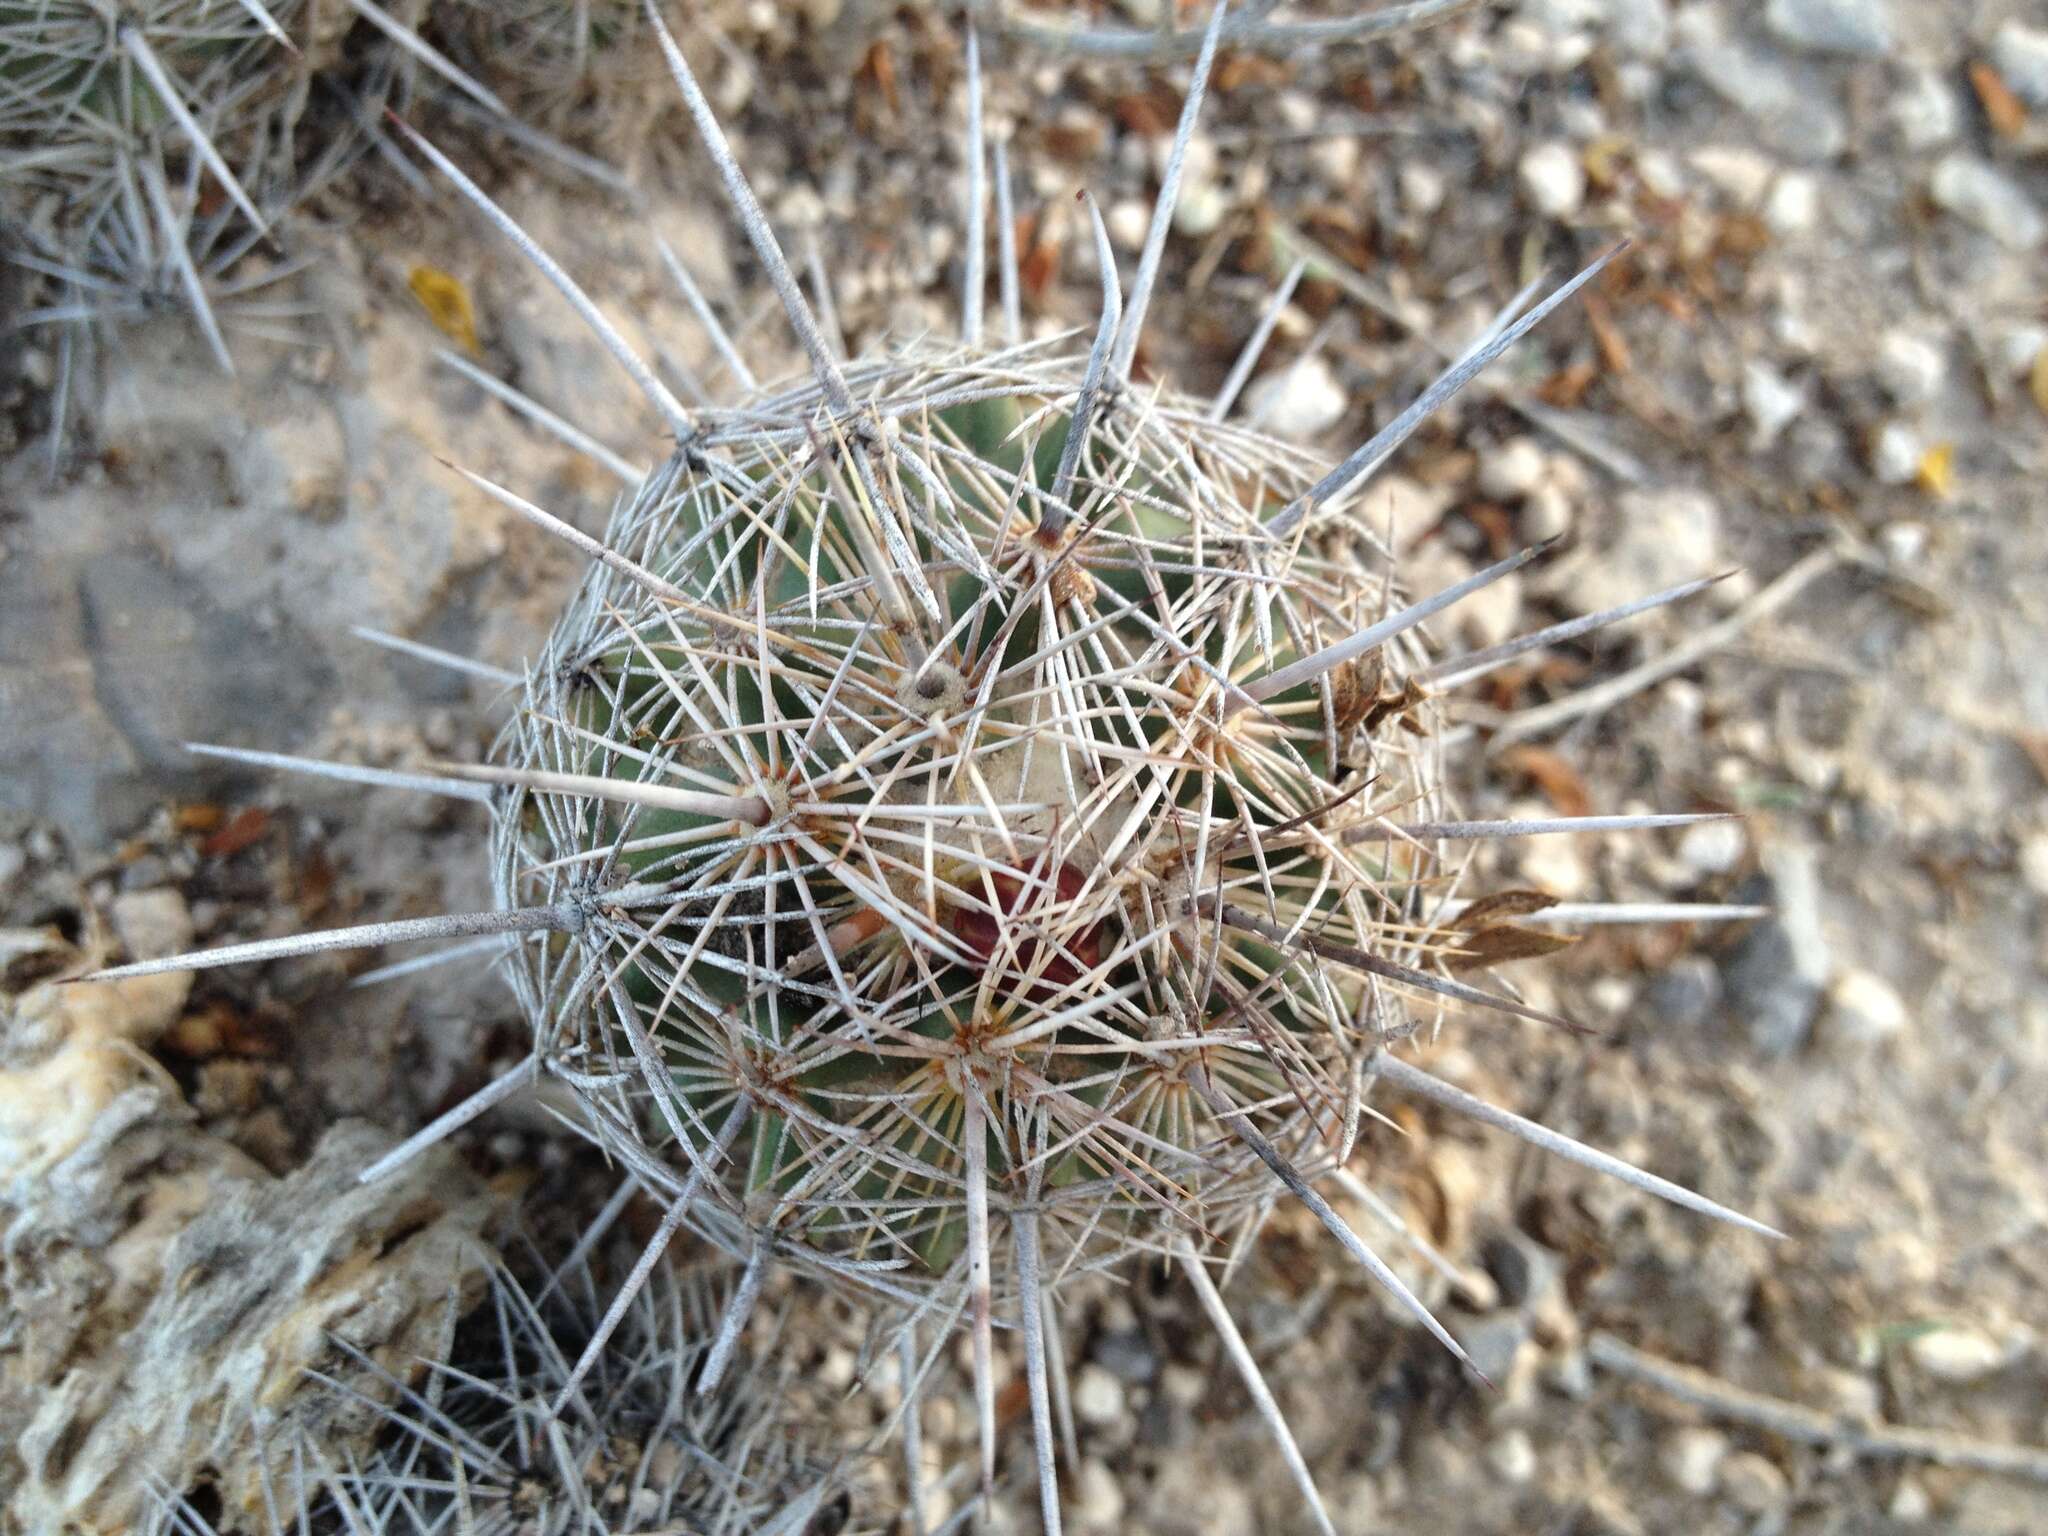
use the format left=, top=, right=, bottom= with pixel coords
left=1561, top=486, right=1718, bottom=617
left=1604, top=0, right=1673, bottom=59
left=1870, top=420, right=1923, bottom=485
left=1173, top=181, right=1229, bottom=238
left=1691, top=145, right=1778, bottom=207
left=1635, top=147, right=1686, bottom=198
left=1678, top=818, right=1747, bottom=876
left=1521, top=481, right=1576, bottom=543
left=1479, top=437, right=1549, bottom=501
left=1398, top=161, right=1447, bottom=216
left=1106, top=198, right=1150, bottom=251
left=1486, top=1429, right=1539, bottom=1484
left=110, top=888, right=194, bottom=963
left=1826, top=968, right=1908, bottom=1045
left=1929, top=156, right=2047, bottom=249
left=2018, top=831, right=2048, bottom=897
left=1742, top=361, right=1807, bottom=450
left=1481, top=1229, right=1564, bottom=1308
left=1992, top=22, right=2048, bottom=108
left=1764, top=171, right=1819, bottom=235
left=1245, top=353, right=1346, bottom=441
left=1682, top=29, right=1847, bottom=161
left=1719, top=1451, right=1790, bottom=1513
left=1660, top=1426, right=1729, bottom=1495
left=1892, top=69, right=1960, bottom=151
left=1907, top=1325, right=2007, bottom=1383
left=1648, top=954, right=1724, bottom=1030
left=1454, top=1314, right=1532, bottom=1385
left=1879, top=520, right=1928, bottom=567
left=1073, top=1458, right=1125, bottom=1527
left=1889, top=1477, right=1934, bottom=1522
left=1723, top=842, right=1831, bottom=1056
left=1877, top=330, right=1947, bottom=405
left=1354, top=473, right=1449, bottom=551
left=1764, top=0, right=1893, bottom=57
left=1520, top=141, right=1588, bottom=219
left=1073, top=1363, right=1125, bottom=1426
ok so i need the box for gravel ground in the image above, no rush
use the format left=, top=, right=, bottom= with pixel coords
left=4, top=1, right=2046, bottom=1532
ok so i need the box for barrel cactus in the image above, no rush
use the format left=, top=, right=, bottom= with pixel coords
left=91, top=4, right=1781, bottom=1530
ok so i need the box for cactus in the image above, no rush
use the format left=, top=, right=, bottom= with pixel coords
left=86, top=4, right=1785, bottom=1531
left=143, top=1230, right=862, bottom=1535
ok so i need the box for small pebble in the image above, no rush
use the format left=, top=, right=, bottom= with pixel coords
left=1173, top=181, right=1229, bottom=237
left=1486, top=1429, right=1538, bottom=1484
left=1719, top=1451, right=1790, bottom=1514
left=1877, top=330, right=1947, bottom=405
left=1520, top=141, right=1587, bottom=219
left=1678, top=818, right=1747, bottom=876
left=1690, top=145, right=1777, bottom=208
left=1892, top=69, right=1960, bottom=151
left=1521, top=482, right=1575, bottom=543
left=1478, top=437, right=1548, bottom=501
left=1072, top=1363, right=1125, bottom=1427
left=1764, top=171, right=1819, bottom=235
left=1073, top=1458, right=1125, bottom=1527
left=1870, top=420, right=1923, bottom=484
left=1826, top=968, right=1908, bottom=1045
left=1606, top=0, right=1673, bottom=59
left=1889, top=1477, right=1934, bottom=1522
left=1764, top=0, right=1894, bottom=58
left=1879, top=519, right=1928, bottom=567
left=1742, top=361, right=1807, bottom=449
left=1246, top=353, right=1346, bottom=441
left=1929, top=155, right=2047, bottom=249
left=1660, top=1426, right=1729, bottom=1495
left=1106, top=198, right=1150, bottom=251
left=2018, top=831, right=2048, bottom=897
left=1992, top=21, right=2048, bottom=108
left=1907, top=1325, right=2007, bottom=1383
left=1398, top=161, right=1447, bottom=216
left=1648, top=954, right=1724, bottom=1030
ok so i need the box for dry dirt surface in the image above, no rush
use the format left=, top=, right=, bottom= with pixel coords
left=3, top=1, right=2046, bottom=1533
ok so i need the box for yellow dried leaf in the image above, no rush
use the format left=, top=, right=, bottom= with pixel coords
left=1447, top=924, right=1580, bottom=973
left=1451, top=889, right=1560, bottom=929
left=2031, top=344, right=2048, bottom=418
left=409, top=264, right=479, bottom=355
left=1914, top=441, right=1955, bottom=499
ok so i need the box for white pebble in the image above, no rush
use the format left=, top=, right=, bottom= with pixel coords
left=1869, top=420, right=1922, bottom=485
left=1689, top=145, right=1777, bottom=208
left=1826, top=968, right=1908, bottom=1045
left=1992, top=21, right=2048, bottom=108
left=1764, top=0, right=1894, bottom=58
left=1245, top=353, right=1347, bottom=441
left=1073, top=1459, right=1125, bottom=1527
left=1742, top=361, right=1807, bottom=450
left=1106, top=198, right=1150, bottom=252
left=1398, top=161, right=1447, bottom=216
left=1660, top=1426, right=1729, bottom=1495
left=1889, top=1478, right=1934, bottom=1522
left=1605, top=0, right=1673, bottom=59
left=1678, top=818, right=1747, bottom=876
left=2018, top=831, right=2048, bottom=898
left=1520, top=141, right=1587, bottom=219
left=1892, top=69, right=1960, bottom=152
left=1173, top=181, right=1230, bottom=238
left=1877, top=329, right=1947, bottom=405
left=1522, top=481, right=1576, bottom=543
left=1764, top=171, right=1819, bottom=235
left=1907, top=1326, right=2008, bottom=1383
left=1486, top=1429, right=1539, bottom=1484
left=1878, top=520, right=1928, bottom=567
left=1072, top=1363, right=1124, bottom=1426
left=1929, top=155, right=2047, bottom=249
left=1478, top=437, right=1549, bottom=501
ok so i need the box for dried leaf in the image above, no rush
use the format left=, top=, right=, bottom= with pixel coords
left=2015, top=730, right=2048, bottom=787
left=1500, top=743, right=1593, bottom=817
left=1969, top=61, right=2028, bottom=139
left=1914, top=441, right=1955, bottom=499
left=1583, top=292, right=1633, bottom=375
left=1447, top=924, right=1580, bottom=972
left=175, top=803, right=226, bottom=834
left=858, top=39, right=899, bottom=116
left=200, top=806, right=271, bottom=859
left=2031, top=344, right=2048, bottom=418
left=1452, top=889, right=1562, bottom=929
left=408, top=265, right=479, bottom=356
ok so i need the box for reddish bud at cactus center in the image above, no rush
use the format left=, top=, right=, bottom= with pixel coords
left=948, top=857, right=1104, bottom=994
